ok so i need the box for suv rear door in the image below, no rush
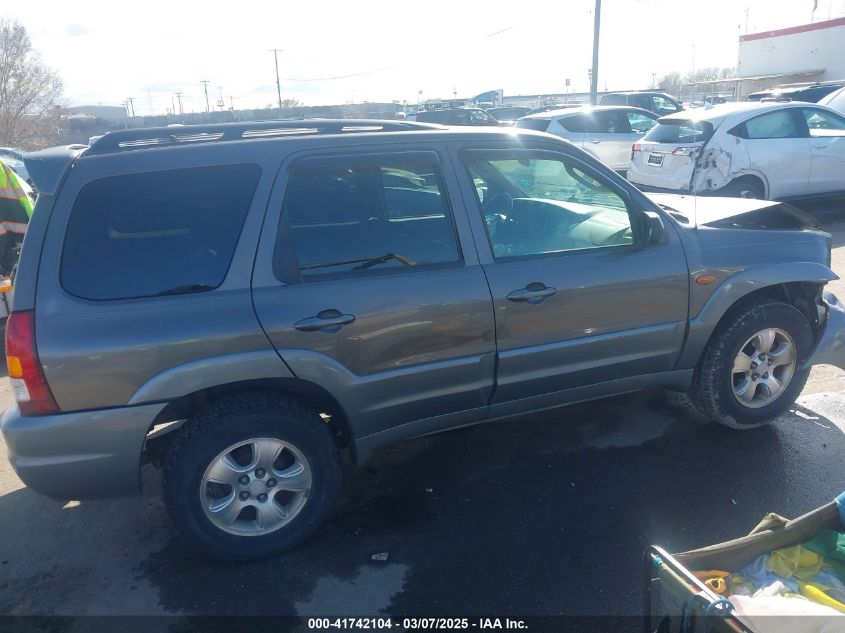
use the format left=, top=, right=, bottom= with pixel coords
left=251, top=144, right=496, bottom=444
left=734, top=108, right=811, bottom=198
left=450, top=141, right=689, bottom=414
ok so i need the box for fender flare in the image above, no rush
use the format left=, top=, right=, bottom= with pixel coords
left=127, top=350, right=295, bottom=405
left=676, top=262, right=837, bottom=369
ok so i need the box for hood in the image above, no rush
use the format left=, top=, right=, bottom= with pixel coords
left=645, top=193, right=821, bottom=230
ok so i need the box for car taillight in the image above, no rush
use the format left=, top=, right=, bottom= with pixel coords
left=6, top=310, right=58, bottom=415
left=672, top=146, right=696, bottom=156
left=631, top=143, right=641, bottom=161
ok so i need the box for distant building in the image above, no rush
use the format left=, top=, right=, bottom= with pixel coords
left=734, top=16, right=845, bottom=99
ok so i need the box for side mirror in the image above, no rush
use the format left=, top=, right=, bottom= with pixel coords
left=641, top=211, right=665, bottom=245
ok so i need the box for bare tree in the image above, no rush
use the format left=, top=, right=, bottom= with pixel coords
left=657, top=67, right=736, bottom=97
left=0, top=18, right=64, bottom=150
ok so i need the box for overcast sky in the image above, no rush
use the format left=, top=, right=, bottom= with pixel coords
left=8, top=0, right=845, bottom=113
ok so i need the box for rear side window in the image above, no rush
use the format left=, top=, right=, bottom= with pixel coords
left=277, top=161, right=461, bottom=279
left=744, top=110, right=802, bottom=139
left=416, top=111, right=446, bottom=123
left=61, top=164, right=260, bottom=300
left=642, top=119, right=714, bottom=143
left=515, top=118, right=550, bottom=132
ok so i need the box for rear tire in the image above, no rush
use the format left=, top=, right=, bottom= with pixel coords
left=162, top=391, right=341, bottom=561
left=691, top=301, right=812, bottom=429
left=720, top=177, right=765, bottom=200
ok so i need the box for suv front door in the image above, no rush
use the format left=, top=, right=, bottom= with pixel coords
left=451, top=143, right=690, bottom=414
left=252, top=146, right=496, bottom=445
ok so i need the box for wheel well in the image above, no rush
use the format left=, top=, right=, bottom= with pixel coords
left=711, top=281, right=825, bottom=342
left=728, top=174, right=766, bottom=198
left=143, top=378, right=355, bottom=465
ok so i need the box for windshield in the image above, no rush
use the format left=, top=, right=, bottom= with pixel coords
left=642, top=119, right=715, bottom=143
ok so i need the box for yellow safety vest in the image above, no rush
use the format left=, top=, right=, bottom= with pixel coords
left=0, top=161, right=32, bottom=228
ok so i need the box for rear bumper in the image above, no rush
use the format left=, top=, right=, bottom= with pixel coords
left=1, top=402, right=165, bottom=499
left=803, top=292, right=845, bottom=371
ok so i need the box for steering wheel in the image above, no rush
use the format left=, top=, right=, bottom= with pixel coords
left=483, top=191, right=513, bottom=214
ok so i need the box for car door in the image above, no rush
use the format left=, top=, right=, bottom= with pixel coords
left=450, top=142, right=690, bottom=415
left=251, top=145, right=496, bottom=442
left=799, top=107, right=845, bottom=195
left=740, top=109, right=811, bottom=198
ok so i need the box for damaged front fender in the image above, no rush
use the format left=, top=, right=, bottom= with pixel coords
left=802, top=292, right=845, bottom=371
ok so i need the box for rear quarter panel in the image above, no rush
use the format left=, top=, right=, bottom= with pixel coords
left=34, top=143, right=282, bottom=411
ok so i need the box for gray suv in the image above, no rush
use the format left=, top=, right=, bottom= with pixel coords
left=5, top=119, right=845, bottom=560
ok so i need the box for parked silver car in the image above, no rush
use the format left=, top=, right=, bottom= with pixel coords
left=515, top=106, right=659, bottom=171
left=4, top=120, right=845, bottom=560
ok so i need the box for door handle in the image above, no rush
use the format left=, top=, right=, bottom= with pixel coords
left=294, top=309, right=356, bottom=333
left=588, top=139, right=601, bottom=144
left=506, top=283, right=557, bottom=304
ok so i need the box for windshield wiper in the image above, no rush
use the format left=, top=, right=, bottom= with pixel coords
left=300, top=253, right=417, bottom=272
left=156, top=283, right=215, bottom=296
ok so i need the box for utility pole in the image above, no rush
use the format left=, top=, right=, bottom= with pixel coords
left=200, top=80, right=211, bottom=113
left=216, top=86, right=225, bottom=111
left=270, top=49, right=283, bottom=111
left=229, top=95, right=234, bottom=111
left=127, top=97, right=136, bottom=117
left=590, top=0, right=602, bottom=105
left=174, top=92, right=184, bottom=115
left=147, top=88, right=153, bottom=115
left=171, top=95, right=176, bottom=115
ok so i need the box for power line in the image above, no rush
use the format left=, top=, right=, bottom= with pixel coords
left=281, top=65, right=397, bottom=82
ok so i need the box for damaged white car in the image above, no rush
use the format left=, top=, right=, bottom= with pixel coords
left=627, top=102, right=845, bottom=200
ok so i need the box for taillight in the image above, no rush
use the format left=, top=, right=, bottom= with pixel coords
left=6, top=310, right=58, bottom=415
left=631, top=143, right=642, bottom=161
left=672, top=146, right=696, bottom=156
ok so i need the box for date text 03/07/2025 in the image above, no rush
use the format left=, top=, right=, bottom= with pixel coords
left=307, top=618, right=529, bottom=630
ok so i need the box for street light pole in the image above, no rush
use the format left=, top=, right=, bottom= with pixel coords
left=590, top=0, right=602, bottom=105
left=271, top=49, right=283, bottom=111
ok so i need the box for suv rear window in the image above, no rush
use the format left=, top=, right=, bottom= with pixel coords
left=642, top=119, right=714, bottom=144
left=61, top=164, right=260, bottom=300
left=600, top=94, right=627, bottom=106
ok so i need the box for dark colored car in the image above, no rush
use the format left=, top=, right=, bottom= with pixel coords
left=415, top=108, right=499, bottom=125
left=745, top=82, right=845, bottom=103
left=485, top=106, right=531, bottom=125
left=5, top=119, right=845, bottom=561
left=600, top=91, right=684, bottom=116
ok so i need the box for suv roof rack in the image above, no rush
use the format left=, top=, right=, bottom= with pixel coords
left=86, top=119, right=439, bottom=156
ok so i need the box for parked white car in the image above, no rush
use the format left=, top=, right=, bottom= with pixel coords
left=819, top=86, right=845, bottom=116
left=628, top=101, right=845, bottom=199
left=514, top=106, right=659, bottom=171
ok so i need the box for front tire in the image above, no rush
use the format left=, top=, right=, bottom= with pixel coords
left=691, top=301, right=812, bottom=429
left=162, top=392, right=342, bottom=561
